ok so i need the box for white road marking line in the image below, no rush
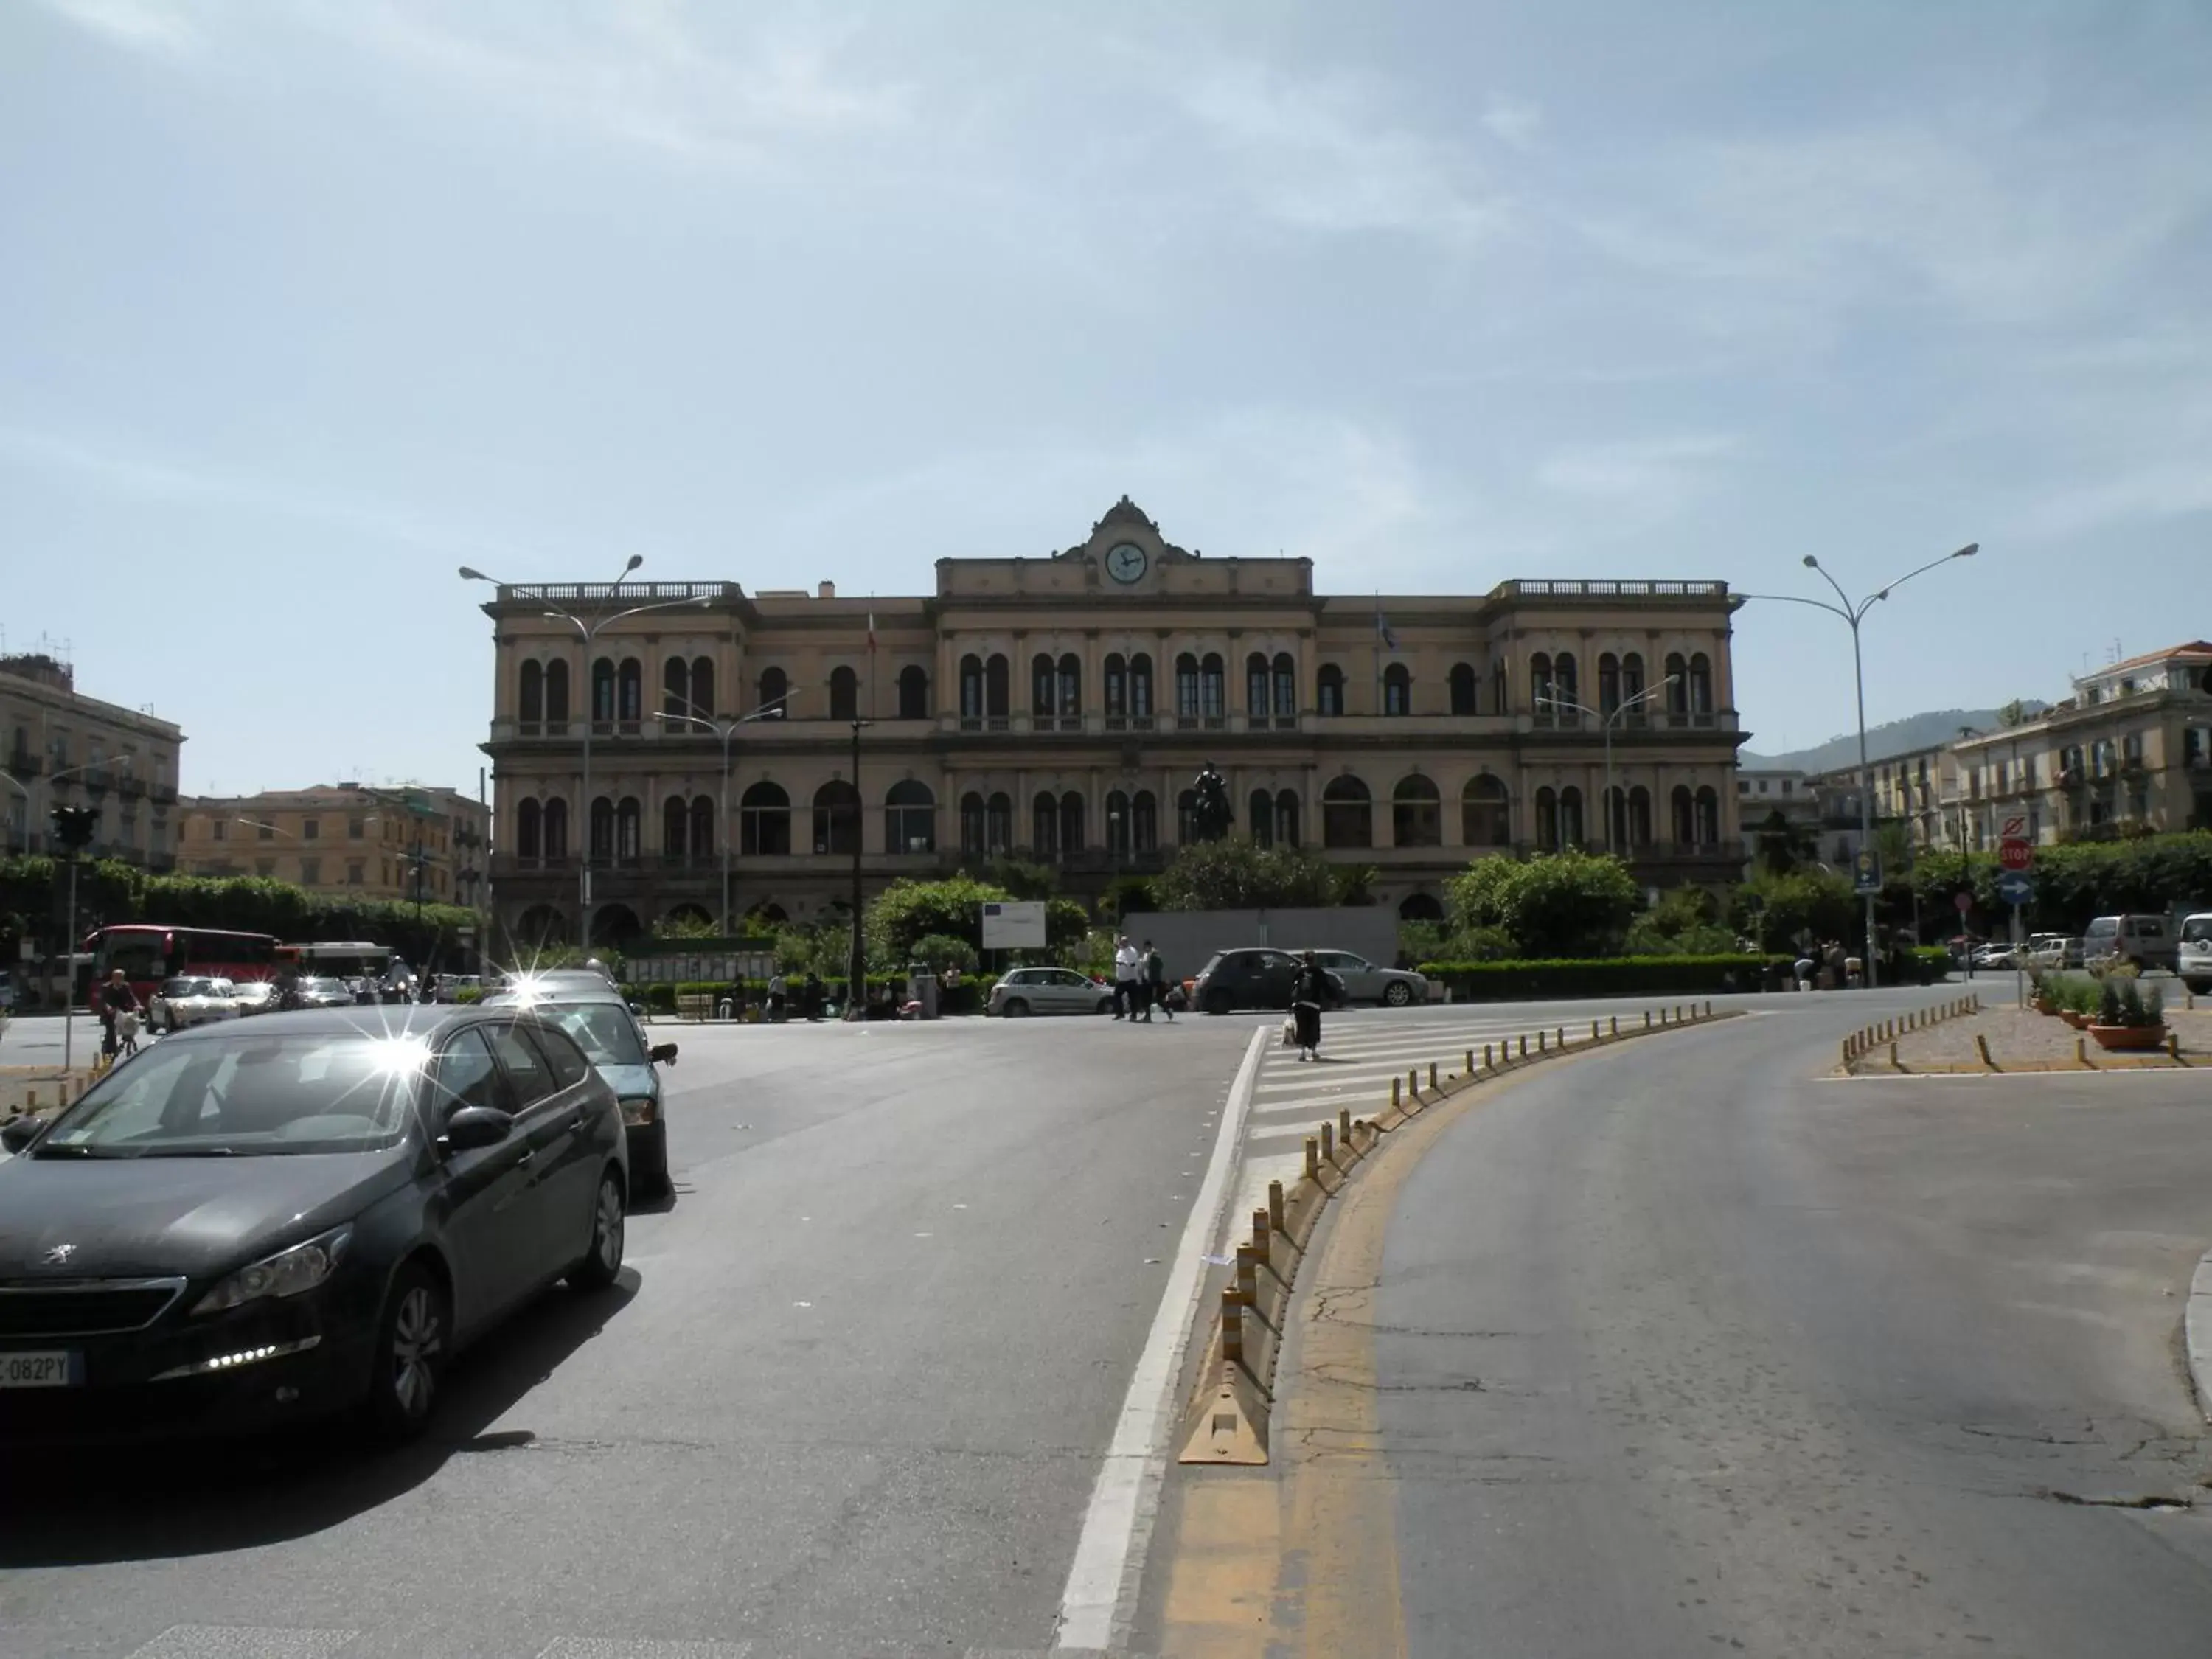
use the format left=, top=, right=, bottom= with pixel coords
left=1054, top=1024, right=1268, bottom=1653
left=125, top=1628, right=359, bottom=1659
left=536, top=1640, right=754, bottom=1658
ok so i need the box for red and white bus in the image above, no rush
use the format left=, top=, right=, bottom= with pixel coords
left=89, top=924, right=282, bottom=1006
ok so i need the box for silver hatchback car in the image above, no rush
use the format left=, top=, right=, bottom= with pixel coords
left=987, top=967, right=1116, bottom=1017
left=1303, top=950, right=1428, bottom=1007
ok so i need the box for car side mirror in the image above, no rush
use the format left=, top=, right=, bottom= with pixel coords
left=629, top=1001, right=647, bottom=1018
left=1, top=1114, right=46, bottom=1155
left=650, top=1043, right=678, bottom=1066
left=440, top=1105, right=514, bottom=1152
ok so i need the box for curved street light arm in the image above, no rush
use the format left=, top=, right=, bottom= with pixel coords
left=1866, top=550, right=1973, bottom=609
left=1735, top=590, right=1855, bottom=625
left=1803, top=560, right=1854, bottom=616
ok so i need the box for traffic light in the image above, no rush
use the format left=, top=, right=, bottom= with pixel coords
left=49, top=804, right=98, bottom=853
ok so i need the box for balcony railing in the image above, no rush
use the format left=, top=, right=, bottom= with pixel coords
left=118, top=774, right=147, bottom=799
left=4, top=751, right=41, bottom=777
left=495, top=581, right=740, bottom=604
left=1492, top=578, right=1729, bottom=601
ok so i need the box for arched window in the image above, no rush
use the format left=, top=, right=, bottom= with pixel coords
left=1671, top=784, right=1695, bottom=844
left=1175, top=653, right=1200, bottom=725
left=813, top=779, right=861, bottom=855
left=960, top=792, right=987, bottom=856
left=885, top=781, right=934, bottom=854
left=1175, top=789, right=1199, bottom=844
left=1104, top=654, right=1128, bottom=726
left=1246, top=654, right=1270, bottom=722
left=1559, top=786, right=1585, bottom=848
left=1105, top=790, right=1132, bottom=855
left=1317, top=664, right=1346, bottom=717
left=1129, top=653, right=1154, bottom=723
left=985, top=655, right=1010, bottom=724
left=1033, top=790, right=1060, bottom=856
left=690, top=796, right=714, bottom=859
left=1275, top=788, right=1300, bottom=849
left=1529, top=653, right=1553, bottom=723
left=1551, top=653, right=1579, bottom=725
left=616, top=796, right=642, bottom=860
left=1383, top=663, right=1411, bottom=717
left=1399, top=892, right=1445, bottom=922
left=1393, top=773, right=1441, bottom=846
left=664, top=657, right=691, bottom=720
left=1032, top=653, right=1058, bottom=719
left=897, top=665, right=928, bottom=720
left=1621, top=652, right=1646, bottom=723
left=1130, top=790, right=1158, bottom=853
left=1688, top=653, right=1714, bottom=718
left=520, top=661, right=544, bottom=727
left=545, top=659, right=571, bottom=725
left=691, top=656, right=714, bottom=719
left=1200, top=653, right=1225, bottom=723
left=1461, top=775, right=1511, bottom=846
left=662, top=796, right=689, bottom=859
left=740, top=782, right=791, bottom=857
left=1534, top=786, right=1559, bottom=852
left=960, top=655, right=984, bottom=726
left=1057, top=653, right=1082, bottom=726
left=1272, top=653, right=1296, bottom=722
left=829, top=666, right=860, bottom=722
left=1664, top=655, right=1688, bottom=720
left=1060, top=790, right=1085, bottom=854
left=758, top=665, right=790, bottom=717
left=987, top=791, right=1013, bottom=854
left=592, top=658, right=616, bottom=724
left=1448, top=663, right=1478, bottom=716
left=590, top=796, right=615, bottom=860
left=542, top=798, right=568, bottom=858
left=1322, top=776, right=1372, bottom=849
left=617, top=660, right=643, bottom=725
left=1250, top=788, right=1274, bottom=847
left=518, top=797, right=543, bottom=858
left=1628, top=785, right=1653, bottom=849
left=1694, top=785, right=1720, bottom=845
left=1598, top=653, right=1621, bottom=716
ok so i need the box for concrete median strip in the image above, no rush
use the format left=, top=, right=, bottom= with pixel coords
left=1172, top=1001, right=1739, bottom=1467
left=2188, top=1248, right=2212, bottom=1425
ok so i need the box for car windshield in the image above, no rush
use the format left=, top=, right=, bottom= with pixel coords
left=303, top=978, right=349, bottom=995
left=162, top=977, right=214, bottom=997
left=35, top=1029, right=425, bottom=1157
left=2183, top=918, right=2212, bottom=945
left=2084, top=919, right=2118, bottom=939
left=533, top=1001, right=647, bottom=1066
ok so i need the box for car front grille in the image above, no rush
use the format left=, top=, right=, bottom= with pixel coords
left=0, top=1279, right=186, bottom=1338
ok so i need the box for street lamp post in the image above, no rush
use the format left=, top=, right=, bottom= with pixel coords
left=461, top=560, right=713, bottom=950
left=1741, top=543, right=1979, bottom=988
left=1536, top=676, right=1681, bottom=854
left=37, top=755, right=132, bottom=1069
left=653, top=692, right=792, bottom=933
left=846, top=717, right=869, bottom=1012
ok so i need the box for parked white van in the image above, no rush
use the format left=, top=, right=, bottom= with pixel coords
left=2179, top=913, right=2212, bottom=994
left=2082, top=913, right=2178, bottom=974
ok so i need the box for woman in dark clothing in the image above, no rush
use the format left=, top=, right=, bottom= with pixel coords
left=1290, top=950, right=1329, bottom=1062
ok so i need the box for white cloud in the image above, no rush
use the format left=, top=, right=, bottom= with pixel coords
left=1481, top=97, right=1543, bottom=152
left=33, top=0, right=195, bottom=53
left=1536, top=434, right=1740, bottom=517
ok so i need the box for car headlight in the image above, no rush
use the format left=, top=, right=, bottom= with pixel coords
left=191, top=1225, right=351, bottom=1316
left=619, top=1096, right=657, bottom=1126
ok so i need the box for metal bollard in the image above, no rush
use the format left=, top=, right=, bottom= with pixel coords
left=1222, top=1292, right=1245, bottom=1368
left=1268, top=1180, right=1286, bottom=1234
left=1518, top=1034, right=1528, bottom=1058
left=1408, top=1066, right=1419, bottom=1099
left=1610, top=1015, right=1619, bottom=1037
left=1338, top=1107, right=1354, bottom=1146
left=1537, top=1030, right=1547, bottom=1053
left=1252, top=1208, right=1271, bottom=1256
left=1234, top=1245, right=1260, bottom=1310
left=1304, top=1136, right=1320, bottom=1180
left=1320, top=1122, right=1335, bottom=1162
left=1465, top=1049, right=1475, bottom=1074
left=1644, top=1009, right=1652, bottom=1029
left=1484, top=1043, right=1493, bottom=1069
left=1428, top=1060, right=1439, bottom=1090
left=1391, top=1076, right=1402, bottom=1107
left=1591, top=1020, right=1600, bottom=1043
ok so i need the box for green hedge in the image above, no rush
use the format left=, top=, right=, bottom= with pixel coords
left=1417, top=947, right=1955, bottom=999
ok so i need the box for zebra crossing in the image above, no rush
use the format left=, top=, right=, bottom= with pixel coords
left=1216, top=1005, right=1663, bottom=1251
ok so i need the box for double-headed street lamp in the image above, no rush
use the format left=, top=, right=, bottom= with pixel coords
left=461, top=559, right=713, bottom=950
left=1535, top=675, right=1680, bottom=855
left=24, top=754, right=133, bottom=1068
left=1740, top=543, right=1979, bottom=987
left=652, top=692, right=792, bottom=933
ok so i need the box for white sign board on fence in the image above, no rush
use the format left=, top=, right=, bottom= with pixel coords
left=981, top=900, right=1048, bottom=950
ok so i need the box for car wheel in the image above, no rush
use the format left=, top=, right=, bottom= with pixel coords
left=1204, top=990, right=1233, bottom=1016
left=1097, top=995, right=1116, bottom=1015
left=1002, top=997, right=1030, bottom=1018
left=633, top=1121, right=671, bottom=1198
left=568, top=1166, right=626, bottom=1291
left=1382, top=980, right=1413, bottom=1008
left=366, top=1260, right=448, bottom=1441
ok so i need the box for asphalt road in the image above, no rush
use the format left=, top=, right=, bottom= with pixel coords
left=1350, top=1002, right=2212, bottom=1657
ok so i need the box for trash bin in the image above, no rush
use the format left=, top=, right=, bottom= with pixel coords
left=906, top=967, right=939, bottom=1020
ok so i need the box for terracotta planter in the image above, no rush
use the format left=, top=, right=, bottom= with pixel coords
left=2087, top=1022, right=2168, bottom=1052
left=2059, top=1009, right=2089, bottom=1029
left=2033, top=997, right=2057, bottom=1016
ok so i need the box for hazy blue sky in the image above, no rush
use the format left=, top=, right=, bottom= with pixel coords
left=6, top=0, right=2208, bottom=792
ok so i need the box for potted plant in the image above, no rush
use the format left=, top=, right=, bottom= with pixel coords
left=2088, top=977, right=2168, bottom=1051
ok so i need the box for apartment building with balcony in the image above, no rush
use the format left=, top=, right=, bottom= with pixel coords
left=177, top=783, right=490, bottom=908
left=1, top=650, right=184, bottom=866
left=476, top=498, right=1748, bottom=947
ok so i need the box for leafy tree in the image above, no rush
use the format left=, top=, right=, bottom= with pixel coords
left=651, top=911, right=720, bottom=940
left=908, top=933, right=980, bottom=974
left=1733, top=868, right=1857, bottom=952
left=967, top=857, right=1059, bottom=900
left=1624, top=884, right=1737, bottom=956
left=1750, top=808, right=1818, bottom=876
left=1152, top=840, right=1341, bottom=911
left=1446, top=849, right=1641, bottom=958
left=865, top=876, right=1090, bottom=964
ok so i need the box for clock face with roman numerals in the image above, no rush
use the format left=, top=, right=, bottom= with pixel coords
left=1105, top=543, right=1149, bottom=584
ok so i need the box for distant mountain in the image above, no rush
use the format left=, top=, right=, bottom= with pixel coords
left=1741, top=704, right=2050, bottom=776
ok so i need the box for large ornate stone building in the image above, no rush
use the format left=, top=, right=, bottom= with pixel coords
left=479, top=500, right=1746, bottom=947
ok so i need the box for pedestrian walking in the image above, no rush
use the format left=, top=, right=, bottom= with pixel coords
left=95, top=968, right=139, bottom=1058
left=1290, top=950, right=1329, bottom=1061
left=1141, top=939, right=1171, bottom=1023
left=1113, top=936, right=1141, bottom=1020
left=766, top=970, right=788, bottom=1023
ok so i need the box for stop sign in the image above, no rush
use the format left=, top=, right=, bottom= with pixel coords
left=1998, top=838, right=2034, bottom=872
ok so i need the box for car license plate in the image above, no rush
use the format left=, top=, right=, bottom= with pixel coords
left=0, top=1350, right=79, bottom=1388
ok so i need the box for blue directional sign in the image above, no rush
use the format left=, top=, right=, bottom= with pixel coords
left=1996, top=869, right=2033, bottom=907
